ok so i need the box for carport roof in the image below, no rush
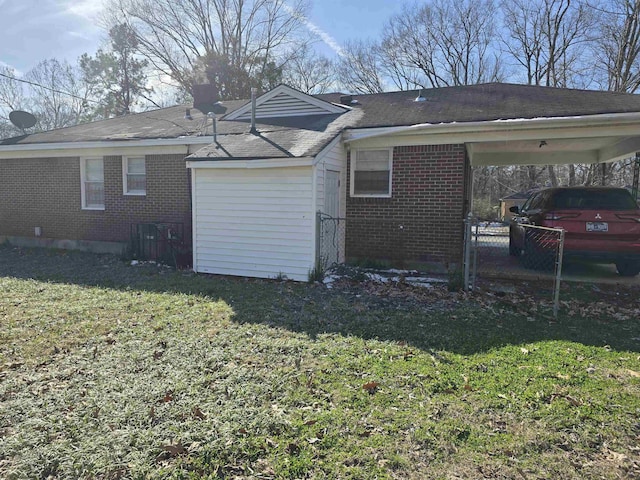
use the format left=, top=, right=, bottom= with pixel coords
left=318, top=83, right=640, bottom=128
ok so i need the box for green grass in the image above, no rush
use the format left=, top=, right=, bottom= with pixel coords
left=0, top=245, right=639, bottom=479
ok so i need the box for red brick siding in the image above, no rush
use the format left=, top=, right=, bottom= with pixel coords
left=346, top=144, right=468, bottom=266
left=0, top=154, right=191, bottom=246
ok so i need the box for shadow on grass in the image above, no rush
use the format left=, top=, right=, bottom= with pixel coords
left=1, top=245, right=639, bottom=354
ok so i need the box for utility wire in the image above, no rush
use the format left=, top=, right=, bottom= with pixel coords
left=0, top=71, right=101, bottom=105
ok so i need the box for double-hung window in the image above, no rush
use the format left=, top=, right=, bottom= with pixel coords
left=123, top=157, right=146, bottom=195
left=81, top=157, right=105, bottom=210
left=350, top=148, right=392, bottom=197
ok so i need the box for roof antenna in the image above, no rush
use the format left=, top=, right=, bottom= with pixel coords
left=9, top=110, right=37, bottom=134
left=414, top=89, right=426, bottom=102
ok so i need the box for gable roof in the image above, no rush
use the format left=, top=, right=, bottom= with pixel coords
left=5, top=82, right=640, bottom=161
left=223, top=84, right=348, bottom=120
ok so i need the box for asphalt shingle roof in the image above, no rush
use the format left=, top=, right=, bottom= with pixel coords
left=5, top=83, right=640, bottom=161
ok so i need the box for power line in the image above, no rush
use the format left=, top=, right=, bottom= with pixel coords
left=0, top=71, right=102, bottom=105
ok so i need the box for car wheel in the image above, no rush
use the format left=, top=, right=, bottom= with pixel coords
left=509, top=233, right=521, bottom=256
left=616, top=262, right=640, bottom=277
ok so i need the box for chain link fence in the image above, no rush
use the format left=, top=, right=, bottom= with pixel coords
left=316, top=213, right=344, bottom=271
left=317, top=213, right=413, bottom=272
left=463, top=215, right=565, bottom=318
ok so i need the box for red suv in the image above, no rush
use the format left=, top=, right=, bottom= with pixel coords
left=509, top=187, right=640, bottom=276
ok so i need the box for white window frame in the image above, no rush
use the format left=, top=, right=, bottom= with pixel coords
left=122, top=156, right=146, bottom=195
left=350, top=148, right=393, bottom=198
left=80, top=157, right=105, bottom=210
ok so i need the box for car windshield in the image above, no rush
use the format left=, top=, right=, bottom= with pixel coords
left=550, top=189, right=638, bottom=210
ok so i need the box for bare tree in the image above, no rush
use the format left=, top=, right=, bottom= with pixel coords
left=105, top=0, right=308, bottom=99
left=0, top=61, right=92, bottom=134
left=379, top=0, right=502, bottom=88
left=593, top=0, right=640, bottom=93
left=25, top=59, right=92, bottom=130
left=282, top=43, right=335, bottom=94
left=336, top=40, right=386, bottom=94
left=502, top=0, right=595, bottom=88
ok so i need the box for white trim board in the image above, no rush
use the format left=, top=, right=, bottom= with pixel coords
left=0, top=137, right=213, bottom=159
left=187, top=157, right=314, bottom=169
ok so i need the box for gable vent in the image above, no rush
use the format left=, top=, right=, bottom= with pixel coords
left=233, top=93, right=331, bottom=120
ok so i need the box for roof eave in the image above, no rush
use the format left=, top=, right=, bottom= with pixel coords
left=343, top=111, right=640, bottom=146
left=0, top=136, right=214, bottom=159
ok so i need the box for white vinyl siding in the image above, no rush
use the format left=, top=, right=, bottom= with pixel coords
left=123, top=156, right=146, bottom=195
left=314, top=139, right=347, bottom=265
left=315, top=139, right=346, bottom=216
left=80, top=157, right=104, bottom=210
left=192, top=166, right=314, bottom=281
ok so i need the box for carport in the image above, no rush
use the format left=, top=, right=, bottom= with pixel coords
left=463, top=112, right=640, bottom=283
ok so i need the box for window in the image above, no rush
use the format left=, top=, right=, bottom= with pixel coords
left=350, top=149, right=392, bottom=197
left=123, top=157, right=146, bottom=195
left=81, top=157, right=104, bottom=210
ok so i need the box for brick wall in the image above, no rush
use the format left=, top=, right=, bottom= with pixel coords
left=0, top=153, right=192, bottom=248
left=345, top=144, right=468, bottom=267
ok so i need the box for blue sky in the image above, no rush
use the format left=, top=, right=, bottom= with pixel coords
left=0, top=0, right=403, bottom=73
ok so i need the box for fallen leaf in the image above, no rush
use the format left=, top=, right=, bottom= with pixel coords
left=192, top=407, right=206, bottom=420
left=463, top=384, right=473, bottom=391
left=307, top=437, right=320, bottom=444
left=520, top=348, right=529, bottom=354
left=162, top=392, right=174, bottom=403
left=286, top=442, right=300, bottom=455
left=362, top=381, right=379, bottom=394
left=304, top=420, right=317, bottom=426
left=162, top=442, right=186, bottom=457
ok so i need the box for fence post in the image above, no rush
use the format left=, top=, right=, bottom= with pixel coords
left=553, top=229, right=565, bottom=319
left=315, top=212, right=322, bottom=270
left=463, top=213, right=472, bottom=292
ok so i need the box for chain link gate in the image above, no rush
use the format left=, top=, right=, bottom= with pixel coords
left=464, top=214, right=565, bottom=318
left=316, top=213, right=345, bottom=271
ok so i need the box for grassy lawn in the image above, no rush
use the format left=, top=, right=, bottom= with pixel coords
left=0, top=246, right=639, bottom=479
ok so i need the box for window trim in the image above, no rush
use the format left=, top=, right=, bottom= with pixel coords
left=350, top=148, right=393, bottom=198
left=122, top=156, right=146, bottom=196
left=80, top=157, right=105, bottom=210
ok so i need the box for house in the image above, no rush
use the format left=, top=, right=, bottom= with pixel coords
left=3, top=83, right=640, bottom=281
left=500, top=190, right=536, bottom=221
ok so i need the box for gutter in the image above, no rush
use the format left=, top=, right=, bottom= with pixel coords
left=0, top=136, right=214, bottom=159
left=343, top=111, right=640, bottom=144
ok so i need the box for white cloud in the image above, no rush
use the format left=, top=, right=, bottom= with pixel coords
left=58, top=0, right=103, bottom=21
left=0, top=61, right=22, bottom=75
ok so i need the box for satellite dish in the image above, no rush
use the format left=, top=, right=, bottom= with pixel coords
left=9, top=110, right=37, bottom=131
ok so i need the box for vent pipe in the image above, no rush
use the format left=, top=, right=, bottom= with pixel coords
left=207, top=112, right=217, bottom=142
left=250, top=87, right=258, bottom=134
